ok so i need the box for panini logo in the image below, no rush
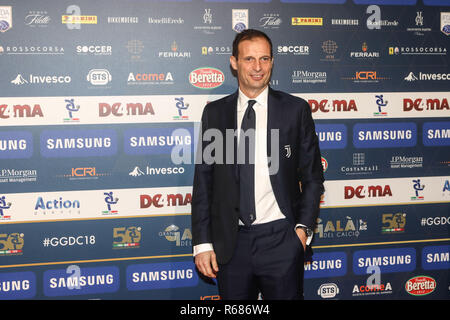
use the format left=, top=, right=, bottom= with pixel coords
left=353, top=122, right=417, bottom=148
left=292, top=17, right=323, bottom=26
left=127, top=261, right=198, bottom=290
left=62, top=15, right=97, bottom=24
left=189, top=67, right=224, bottom=89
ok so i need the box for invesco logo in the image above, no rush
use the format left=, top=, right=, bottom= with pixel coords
left=189, top=67, right=224, bottom=89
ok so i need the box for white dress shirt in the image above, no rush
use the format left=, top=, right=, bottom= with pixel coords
left=193, top=87, right=312, bottom=257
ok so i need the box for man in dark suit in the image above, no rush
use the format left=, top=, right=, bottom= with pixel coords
left=191, top=29, right=324, bottom=300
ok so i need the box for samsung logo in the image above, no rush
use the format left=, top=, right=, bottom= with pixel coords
left=423, top=121, right=450, bottom=146
left=422, top=245, right=450, bottom=270
left=0, top=131, right=33, bottom=159
left=40, top=129, right=117, bottom=158
left=315, top=124, right=347, bottom=150
left=124, top=126, right=194, bottom=155
left=353, top=122, right=417, bottom=148
left=304, top=252, right=347, bottom=279
left=353, top=248, right=416, bottom=274
left=43, top=266, right=119, bottom=297
left=0, top=272, right=36, bottom=300
left=127, top=262, right=198, bottom=290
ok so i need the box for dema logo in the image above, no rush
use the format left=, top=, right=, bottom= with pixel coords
left=40, top=128, right=117, bottom=158
left=0, top=131, right=33, bottom=159
left=126, top=261, right=198, bottom=291
left=353, top=122, right=417, bottom=148
left=353, top=247, right=416, bottom=275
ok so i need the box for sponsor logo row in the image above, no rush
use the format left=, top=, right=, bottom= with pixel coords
left=0, top=187, right=192, bottom=223
left=0, top=223, right=192, bottom=255
left=0, top=126, right=194, bottom=159
left=0, top=244, right=448, bottom=299
left=317, top=121, right=449, bottom=150
left=5, top=68, right=225, bottom=90
left=314, top=212, right=450, bottom=241
left=321, top=176, right=450, bottom=208
left=317, top=275, right=440, bottom=299
left=0, top=121, right=448, bottom=161
left=305, top=246, right=450, bottom=279
left=0, top=95, right=206, bottom=126
left=0, top=176, right=448, bottom=223
left=0, top=261, right=197, bottom=299
left=1, top=92, right=448, bottom=128
left=1, top=5, right=449, bottom=36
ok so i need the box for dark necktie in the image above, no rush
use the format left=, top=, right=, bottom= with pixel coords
left=239, top=99, right=257, bottom=226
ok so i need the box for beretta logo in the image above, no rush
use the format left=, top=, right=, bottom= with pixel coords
left=405, top=275, right=436, bottom=296
left=189, top=67, right=224, bottom=89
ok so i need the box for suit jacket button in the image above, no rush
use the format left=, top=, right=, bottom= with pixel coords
left=234, top=207, right=239, bottom=212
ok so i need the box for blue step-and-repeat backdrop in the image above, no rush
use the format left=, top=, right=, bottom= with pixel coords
left=0, top=0, right=449, bottom=300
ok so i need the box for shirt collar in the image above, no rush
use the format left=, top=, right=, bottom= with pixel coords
left=238, top=86, right=269, bottom=112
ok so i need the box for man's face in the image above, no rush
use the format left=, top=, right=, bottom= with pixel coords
left=230, top=37, right=273, bottom=98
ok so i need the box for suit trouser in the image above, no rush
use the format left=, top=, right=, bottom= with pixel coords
left=217, top=218, right=304, bottom=300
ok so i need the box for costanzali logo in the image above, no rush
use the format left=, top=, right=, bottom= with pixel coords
left=189, top=67, right=224, bottom=89
left=405, top=276, right=436, bottom=296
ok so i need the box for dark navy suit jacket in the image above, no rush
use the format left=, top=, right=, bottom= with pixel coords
left=192, top=87, right=324, bottom=265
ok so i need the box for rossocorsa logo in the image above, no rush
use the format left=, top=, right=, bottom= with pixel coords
left=189, top=67, right=224, bottom=89
left=353, top=122, right=417, bottom=148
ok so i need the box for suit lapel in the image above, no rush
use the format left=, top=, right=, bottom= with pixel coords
left=222, top=91, right=239, bottom=182
left=267, top=88, right=288, bottom=215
